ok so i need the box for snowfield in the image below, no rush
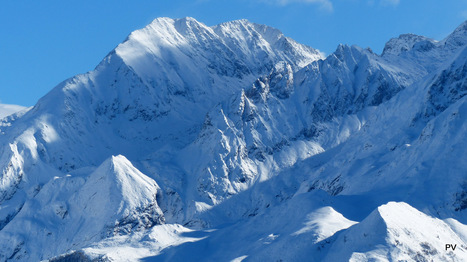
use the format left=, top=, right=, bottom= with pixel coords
left=0, top=17, right=467, bottom=261
left=0, top=104, right=27, bottom=119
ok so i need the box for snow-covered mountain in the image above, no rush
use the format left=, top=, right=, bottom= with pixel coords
left=1, top=17, right=467, bottom=261
left=0, top=104, right=26, bottom=119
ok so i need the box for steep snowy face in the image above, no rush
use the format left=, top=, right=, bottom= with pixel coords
left=0, top=155, right=164, bottom=261
left=182, top=43, right=423, bottom=204
left=117, top=17, right=322, bottom=79
left=303, top=44, right=420, bottom=115
left=422, top=45, right=467, bottom=118
left=382, top=22, right=467, bottom=75
left=382, top=34, right=437, bottom=56
left=110, top=17, right=321, bottom=113
left=102, top=17, right=321, bottom=142
left=212, top=19, right=322, bottom=69
left=443, top=20, right=467, bottom=49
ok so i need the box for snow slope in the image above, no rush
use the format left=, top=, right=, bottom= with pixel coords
left=1, top=17, right=467, bottom=261
left=0, top=155, right=164, bottom=261
left=326, top=202, right=467, bottom=261
left=0, top=104, right=26, bottom=119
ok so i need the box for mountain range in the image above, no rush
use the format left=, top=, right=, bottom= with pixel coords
left=0, top=17, right=467, bottom=261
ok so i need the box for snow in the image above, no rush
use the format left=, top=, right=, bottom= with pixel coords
left=326, top=202, right=467, bottom=261
left=382, top=33, right=437, bottom=56
left=292, top=206, right=357, bottom=241
left=0, top=104, right=27, bottom=119
left=0, top=155, right=164, bottom=261
left=78, top=224, right=204, bottom=261
left=1, top=17, right=467, bottom=261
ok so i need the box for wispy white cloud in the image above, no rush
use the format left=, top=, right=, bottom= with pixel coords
left=267, top=0, right=333, bottom=12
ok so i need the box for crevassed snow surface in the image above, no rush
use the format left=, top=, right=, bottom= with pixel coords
left=0, top=17, right=467, bottom=261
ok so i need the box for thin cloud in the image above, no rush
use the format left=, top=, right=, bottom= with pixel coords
left=267, top=0, right=333, bottom=12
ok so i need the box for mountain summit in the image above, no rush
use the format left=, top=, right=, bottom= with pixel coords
left=0, top=17, right=467, bottom=261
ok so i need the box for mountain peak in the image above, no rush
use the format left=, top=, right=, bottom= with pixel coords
left=326, top=202, right=467, bottom=261
left=178, top=16, right=200, bottom=23
left=382, top=33, right=436, bottom=56
left=109, top=17, right=322, bottom=102
left=443, top=20, right=467, bottom=48
left=218, top=18, right=251, bottom=26
left=212, top=18, right=283, bottom=44
left=448, top=20, right=467, bottom=37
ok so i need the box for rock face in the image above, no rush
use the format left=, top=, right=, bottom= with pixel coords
left=0, top=17, right=467, bottom=261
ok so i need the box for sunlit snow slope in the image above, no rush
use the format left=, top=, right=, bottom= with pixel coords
left=0, top=104, right=26, bottom=119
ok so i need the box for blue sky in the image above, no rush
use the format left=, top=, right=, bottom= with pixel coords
left=1, top=0, right=467, bottom=106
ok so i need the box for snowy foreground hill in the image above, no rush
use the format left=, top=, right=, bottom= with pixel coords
left=1, top=17, right=467, bottom=261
